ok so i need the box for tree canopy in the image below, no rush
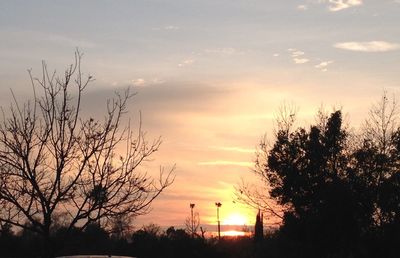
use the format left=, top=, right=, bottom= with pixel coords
left=238, top=96, right=400, bottom=257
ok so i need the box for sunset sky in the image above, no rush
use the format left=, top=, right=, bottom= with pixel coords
left=0, top=0, right=399, bottom=231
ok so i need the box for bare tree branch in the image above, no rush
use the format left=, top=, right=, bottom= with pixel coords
left=0, top=51, right=174, bottom=242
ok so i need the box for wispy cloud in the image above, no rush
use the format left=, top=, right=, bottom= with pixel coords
left=46, top=35, right=97, bottom=48
left=152, top=25, right=180, bottom=31
left=312, top=0, right=363, bottom=12
left=293, top=58, right=310, bottom=64
left=178, top=59, right=195, bottom=67
left=315, top=60, right=334, bottom=72
left=315, top=61, right=334, bottom=69
left=164, top=25, right=180, bottom=30
left=297, top=4, right=308, bottom=10
left=204, top=47, right=242, bottom=56
left=334, top=41, right=400, bottom=52
left=292, top=51, right=305, bottom=57
left=197, top=161, right=253, bottom=167
left=327, top=0, right=363, bottom=11
left=288, top=49, right=309, bottom=64
left=131, top=77, right=165, bottom=86
left=210, top=146, right=255, bottom=153
left=132, top=78, right=146, bottom=86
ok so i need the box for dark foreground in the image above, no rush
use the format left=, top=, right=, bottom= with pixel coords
left=1, top=223, right=399, bottom=258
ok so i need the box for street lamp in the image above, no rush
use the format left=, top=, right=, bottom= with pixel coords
left=190, top=203, right=195, bottom=237
left=215, top=202, right=222, bottom=240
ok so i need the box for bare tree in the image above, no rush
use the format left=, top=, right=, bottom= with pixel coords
left=109, top=213, right=133, bottom=239
left=361, top=91, right=399, bottom=226
left=0, top=51, right=174, bottom=253
left=364, top=91, right=399, bottom=155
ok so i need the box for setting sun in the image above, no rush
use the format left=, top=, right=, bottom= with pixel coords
left=222, top=230, right=249, bottom=237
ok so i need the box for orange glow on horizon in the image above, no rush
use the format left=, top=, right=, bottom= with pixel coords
left=222, top=230, right=249, bottom=237
left=222, top=213, right=249, bottom=225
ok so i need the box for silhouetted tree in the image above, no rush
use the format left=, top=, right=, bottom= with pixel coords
left=254, top=210, right=263, bottom=242
left=240, top=96, right=400, bottom=257
left=0, top=51, right=174, bottom=256
left=109, top=213, right=133, bottom=240
left=266, top=110, right=361, bottom=256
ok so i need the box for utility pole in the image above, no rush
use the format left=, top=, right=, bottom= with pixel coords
left=190, top=203, right=195, bottom=237
left=215, top=202, right=222, bottom=240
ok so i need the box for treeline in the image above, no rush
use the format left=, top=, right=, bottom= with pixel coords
left=0, top=223, right=258, bottom=258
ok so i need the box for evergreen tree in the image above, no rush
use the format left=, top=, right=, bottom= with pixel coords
left=254, top=210, right=263, bottom=242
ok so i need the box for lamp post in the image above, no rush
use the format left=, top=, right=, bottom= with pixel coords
left=215, top=202, right=222, bottom=240
left=190, top=203, right=195, bottom=237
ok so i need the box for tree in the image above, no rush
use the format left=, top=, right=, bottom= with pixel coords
left=361, top=92, right=400, bottom=226
left=264, top=111, right=363, bottom=255
left=254, top=209, right=263, bottom=242
left=109, top=213, right=133, bottom=240
left=238, top=96, right=400, bottom=257
left=0, top=51, right=174, bottom=255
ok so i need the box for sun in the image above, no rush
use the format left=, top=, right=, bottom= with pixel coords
left=222, top=213, right=249, bottom=225
left=222, top=230, right=247, bottom=237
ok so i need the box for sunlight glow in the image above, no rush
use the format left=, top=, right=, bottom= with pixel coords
left=222, top=230, right=248, bottom=237
left=223, top=213, right=249, bottom=225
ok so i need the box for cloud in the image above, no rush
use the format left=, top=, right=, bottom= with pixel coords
left=293, top=58, right=310, bottom=64
left=178, top=59, right=195, bottom=67
left=152, top=25, right=180, bottom=31
left=315, top=60, right=334, bottom=68
left=292, top=51, right=305, bottom=57
left=204, top=47, right=241, bottom=56
left=1, top=29, right=97, bottom=49
left=327, top=0, right=363, bottom=11
left=297, top=5, right=308, bottom=10
left=45, top=35, right=97, bottom=48
left=164, top=25, right=179, bottom=30
left=132, top=78, right=146, bottom=86
left=197, top=160, right=253, bottom=167
left=312, top=0, right=363, bottom=12
left=130, top=78, right=165, bottom=87
left=210, top=146, right=255, bottom=153
left=288, top=49, right=309, bottom=64
left=334, top=41, right=400, bottom=52
left=315, top=60, right=334, bottom=72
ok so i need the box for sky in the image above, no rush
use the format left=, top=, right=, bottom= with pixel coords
left=0, top=0, right=400, bottom=231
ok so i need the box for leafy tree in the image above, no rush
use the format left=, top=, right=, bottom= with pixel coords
left=239, top=96, right=400, bottom=257
left=265, top=111, right=360, bottom=255
left=0, top=51, right=174, bottom=256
